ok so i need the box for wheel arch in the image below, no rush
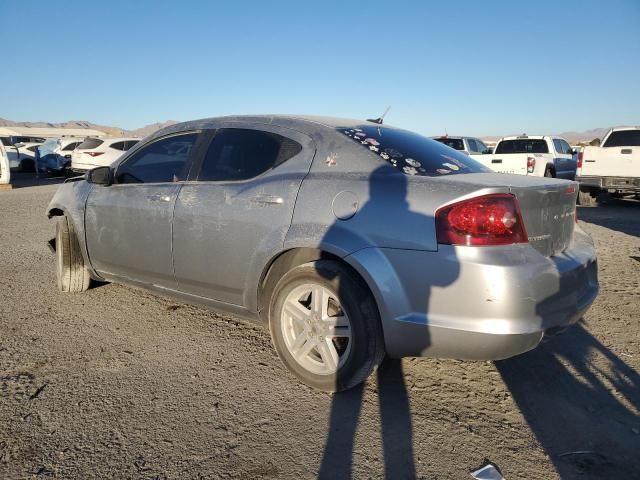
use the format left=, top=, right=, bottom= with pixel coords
left=257, top=247, right=385, bottom=334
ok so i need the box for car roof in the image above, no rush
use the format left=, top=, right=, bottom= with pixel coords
left=609, top=126, right=640, bottom=132
left=150, top=115, right=385, bottom=141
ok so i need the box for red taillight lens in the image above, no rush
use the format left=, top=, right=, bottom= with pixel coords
left=436, top=194, right=528, bottom=246
left=85, top=152, right=104, bottom=157
left=577, top=152, right=583, bottom=169
left=527, top=156, right=536, bottom=173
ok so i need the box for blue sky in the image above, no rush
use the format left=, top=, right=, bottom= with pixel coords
left=1, top=0, right=638, bottom=136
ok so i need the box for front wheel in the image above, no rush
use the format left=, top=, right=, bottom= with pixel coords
left=577, top=188, right=598, bottom=206
left=269, top=260, right=385, bottom=392
left=56, top=216, right=91, bottom=292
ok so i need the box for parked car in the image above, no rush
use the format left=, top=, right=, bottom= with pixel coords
left=576, top=127, right=640, bottom=205
left=6, top=142, right=44, bottom=171
left=70, top=137, right=140, bottom=172
left=36, top=137, right=85, bottom=175
left=468, top=135, right=577, bottom=179
left=432, top=135, right=493, bottom=155
left=47, top=116, right=598, bottom=392
left=0, top=141, right=9, bottom=185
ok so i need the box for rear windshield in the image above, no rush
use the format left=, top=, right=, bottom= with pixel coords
left=338, top=126, right=489, bottom=176
left=603, top=130, right=640, bottom=147
left=77, top=138, right=104, bottom=150
left=433, top=137, right=464, bottom=150
left=495, top=139, right=549, bottom=154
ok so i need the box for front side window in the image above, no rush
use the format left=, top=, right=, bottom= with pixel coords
left=341, top=127, right=489, bottom=176
left=495, top=139, right=549, bottom=154
left=198, top=129, right=302, bottom=181
left=467, top=138, right=480, bottom=153
left=603, top=130, right=640, bottom=147
left=124, top=140, right=139, bottom=150
left=115, top=133, right=198, bottom=184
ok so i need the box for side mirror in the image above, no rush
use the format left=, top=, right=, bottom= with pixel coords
left=569, top=148, right=577, bottom=155
left=483, top=148, right=493, bottom=154
left=86, top=166, right=112, bottom=186
left=64, top=154, right=71, bottom=159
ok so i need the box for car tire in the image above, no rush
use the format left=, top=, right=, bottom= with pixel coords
left=56, top=215, right=91, bottom=293
left=578, top=188, right=598, bottom=206
left=544, top=167, right=554, bottom=178
left=269, top=260, right=385, bottom=392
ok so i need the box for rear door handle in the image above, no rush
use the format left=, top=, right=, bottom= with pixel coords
left=491, top=159, right=502, bottom=164
left=147, top=194, right=171, bottom=202
left=621, top=149, right=632, bottom=154
left=251, top=194, right=284, bottom=205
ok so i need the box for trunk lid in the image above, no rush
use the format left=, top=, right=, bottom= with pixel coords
left=510, top=181, right=577, bottom=257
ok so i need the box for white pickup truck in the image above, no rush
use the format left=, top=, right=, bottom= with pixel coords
left=576, top=127, right=640, bottom=205
left=468, top=135, right=577, bottom=179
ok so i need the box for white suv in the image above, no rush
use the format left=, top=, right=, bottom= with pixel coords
left=71, top=137, right=140, bottom=172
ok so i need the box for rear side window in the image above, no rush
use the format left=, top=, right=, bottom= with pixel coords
left=77, top=138, right=104, bottom=150
left=495, top=139, right=549, bottom=154
left=116, top=133, right=198, bottom=184
left=198, top=129, right=302, bottom=181
left=340, top=126, right=489, bottom=176
left=1, top=137, right=12, bottom=146
left=433, top=137, right=464, bottom=151
left=110, top=141, right=126, bottom=151
left=62, top=142, right=80, bottom=151
left=603, top=130, right=640, bottom=147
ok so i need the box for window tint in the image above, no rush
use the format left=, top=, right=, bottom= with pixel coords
left=116, top=133, right=198, bottom=184
left=62, top=142, right=80, bottom=151
left=433, top=137, right=465, bottom=151
left=340, top=127, right=490, bottom=176
left=603, top=130, right=640, bottom=147
left=77, top=138, right=104, bottom=150
left=1, top=137, right=12, bottom=146
left=124, top=140, right=139, bottom=150
left=110, top=141, right=126, bottom=151
left=199, top=129, right=302, bottom=181
left=495, top=139, right=549, bottom=154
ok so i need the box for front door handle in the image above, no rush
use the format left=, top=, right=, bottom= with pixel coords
left=147, top=194, right=171, bottom=202
left=251, top=194, right=284, bottom=205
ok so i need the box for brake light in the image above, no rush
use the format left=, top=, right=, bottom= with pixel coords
left=85, top=152, right=104, bottom=157
left=577, top=152, right=583, bottom=169
left=436, top=194, right=528, bottom=246
left=527, top=156, right=535, bottom=174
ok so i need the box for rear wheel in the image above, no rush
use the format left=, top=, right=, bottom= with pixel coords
left=578, top=187, right=598, bottom=206
left=269, top=260, right=385, bottom=392
left=544, top=167, right=554, bottom=178
left=56, top=216, right=91, bottom=292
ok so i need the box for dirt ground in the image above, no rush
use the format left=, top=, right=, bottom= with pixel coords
left=1, top=178, right=639, bottom=479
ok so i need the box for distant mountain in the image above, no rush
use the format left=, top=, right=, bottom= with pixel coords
left=0, top=118, right=179, bottom=137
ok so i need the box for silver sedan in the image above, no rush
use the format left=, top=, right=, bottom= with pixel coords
left=47, top=116, right=599, bottom=391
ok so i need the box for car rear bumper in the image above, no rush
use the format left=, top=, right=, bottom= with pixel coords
left=577, top=175, right=640, bottom=192
left=347, top=226, right=598, bottom=360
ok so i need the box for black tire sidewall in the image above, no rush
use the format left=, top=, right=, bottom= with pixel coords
left=269, top=261, right=380, bottom=392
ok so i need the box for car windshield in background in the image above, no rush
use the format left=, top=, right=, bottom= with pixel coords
left=77, top=138, right=104, bottom=150
left=433, top=137, right=464, bottom=150
left=603, top=130, right=640, bottom=147
left=339, top=126, right=490, bottom=176
left=495, top=139, right=549, bottom=154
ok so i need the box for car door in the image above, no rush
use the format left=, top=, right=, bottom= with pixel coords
left=85, top=131, right=203, bottom=288
left=552, top=139, right=575, bottom=179
left=172, top=124, right=315, bottom=307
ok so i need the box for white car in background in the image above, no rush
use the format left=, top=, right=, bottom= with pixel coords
left=37, top=137, right=85, bottom=175
left=71, top=137, right=140, bottom=172
left=432, top=135, right=493, bottom=155
left=6, top=142, right=44, bottom=171
left=0, top=141, right=9, bottom=185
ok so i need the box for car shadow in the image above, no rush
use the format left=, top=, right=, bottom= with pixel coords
left=6, top=172, right=66, bottom=189
left=577, top=200, right=640, bottom=238
left=316, top=165, right=459, bottom=479
left=496, top=322, right=640, bottom=479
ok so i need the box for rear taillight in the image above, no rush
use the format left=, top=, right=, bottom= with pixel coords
left=577, top=152, right=583, bottom=169
left=85, top=152, right=104, bottom=157
left=436, top=194, right=528, bottom=246
left=527, top=156, right=535, bottom=174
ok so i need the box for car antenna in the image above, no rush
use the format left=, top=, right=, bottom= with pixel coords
left=366, top=106, right=391, bottom=125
